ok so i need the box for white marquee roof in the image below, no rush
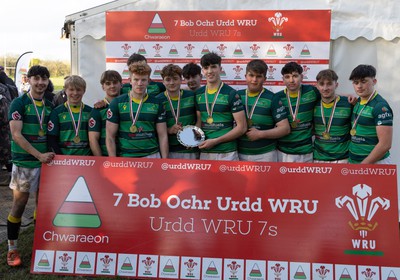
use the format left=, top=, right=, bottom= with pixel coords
left=65, top=0, right=400, bottom=41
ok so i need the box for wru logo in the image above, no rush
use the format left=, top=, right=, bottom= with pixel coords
left=335, top=184, right=390, bottom=238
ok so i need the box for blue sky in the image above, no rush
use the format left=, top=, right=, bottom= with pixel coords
left=0, top=0, right=111, bottom=61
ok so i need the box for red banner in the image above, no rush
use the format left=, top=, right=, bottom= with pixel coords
left=31, top=156, right=400, bottom=279
left=106, top=11, right=331, bottom=42
left=105, top=10, right=331, bottom=92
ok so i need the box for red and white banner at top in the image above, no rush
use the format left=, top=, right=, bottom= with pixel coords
left=106, top=11, right=331, bottom=42
left=105, top=10, right=331, bottom=90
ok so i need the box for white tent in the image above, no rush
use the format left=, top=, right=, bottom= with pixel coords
left=64, top=0, right=400, bottom=207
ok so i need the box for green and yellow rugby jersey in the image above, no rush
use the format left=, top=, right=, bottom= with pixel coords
left=349, top=92, right=393, bottom=163
left=47, top=103, right=93, bottom=156
left=276, top=84, right=320, bottom=154
left=237, top=88, right=288, bottom=155
left=313, top=96, right=352, bottom=161
left=195, top=83, right=244, bottom=153
left=88, top=103, right=110, bottom=156
left=107, top=93, right=166, bottom=157
left=8, top=94, right=53, bottom=168
left=156, top=90, right=197, bottom=153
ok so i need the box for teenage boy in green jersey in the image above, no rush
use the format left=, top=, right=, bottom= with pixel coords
left=89, top=70, right=122, bottom=156
left=120, top=53, right=166, bottom=96
left=157, top=64, right=199, bottom=159
left=7, top=65, right=55, bottom=267
left=47, top=75, right=93, bottom=155
left=275, top=62, right=320, bottom=162
left=237, top=59, right=290, bottom=162
left=313, top=69, right=352, bottom=163
left=195, top=52, right=247, bottom=161
left=106, top=62, right=168, bottom=158
left=183, top=62, right=202, bottom=92
left=348, top=64, right=393, bottom=164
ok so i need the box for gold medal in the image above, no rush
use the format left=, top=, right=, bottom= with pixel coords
left=73, top=136, right=81, bottom=144
left=247, top=119, right=253, bottom=127
left=130, top=125, right=138, bottom=133
left=350, top=128, right=356, bottom=136
left=322, top=132, right=330, bottom=140
left=38, top=129, right=45, bottom=137
left=206, top=116, right=214, bottom=124
left=291, top=121, right=297, bottom=128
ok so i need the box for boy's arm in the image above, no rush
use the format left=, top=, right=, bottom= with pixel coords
left=198, top=110, right=247, bottom=150
left=156, top=122, right=169, bottom=158
left=246, top=118, right=290, bottom=141
left=89, top=131, right=102, bottom=156
left=360, top=125, right=392, bottom=164
left=10, top=120, right=55, bottom=163
left=195, top=110, right=202, bottom=128
left=106, top=121, right=119, bottom=157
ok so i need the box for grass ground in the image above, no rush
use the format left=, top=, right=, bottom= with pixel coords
left=0, top=227, right=124, bottom=279
left=0, top=227, right=73, bottom=279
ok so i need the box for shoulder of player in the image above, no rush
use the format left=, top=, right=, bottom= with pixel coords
left=83, top=103, right=93, bottom=112
left=335, top=95, right=354, bottom=108
left=194, top=85, right=206, bottom=95
left=273, top=89, right=286, bottom=99
left=155, top=91, right=167, bottom=101
left=10, top=94, right=26, bottom=105
left=370, top=94, right=393, bottom=113
left=50, top=103, right=68, bottom=116
left=260, top=88, right=275, bottom=98
left=221, top=83, right=236, bottom=93
left=182, top=89, right=195, bottom=97
left=146, top=94, right=161, bottom=103
left=90, top=106, right=102, bottom=116
left=112, top=93, right=130, bottom=103
left=301, top=84, right=319, bottom=95
left=236, top=89, right=246, bottom=96
left=371, top=93, right=390, bottom=105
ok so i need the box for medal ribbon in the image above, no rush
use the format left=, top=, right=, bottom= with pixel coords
left=28, top=93, right=45, bottom=132
left=165, top=90, right=182, bottom=125
left=351, top=91, right=377, bottom=131
left=320, top=96, right=339, bottom=134
left=285, top=88, right=301, bottom=123
left=245, top=89, right=264, bottom=120
left=204, top=82, right=223, bottom=119
left=129, top=94, right=147, bottom=127
left=66, top=102, right=83, bottom=139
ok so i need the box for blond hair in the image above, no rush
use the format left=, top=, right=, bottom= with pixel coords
left=64, top=75, right=86, bottom=90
